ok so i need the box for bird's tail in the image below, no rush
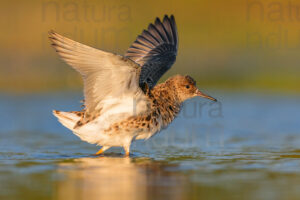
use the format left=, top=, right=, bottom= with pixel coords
left=53, top=110, right=80, bottom=131
left=53, top=110, right=101, bottom=145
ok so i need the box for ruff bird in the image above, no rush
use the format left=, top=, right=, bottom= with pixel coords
left=50, top=15, right=217, bottom=156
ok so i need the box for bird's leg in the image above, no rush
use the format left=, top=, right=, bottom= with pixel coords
left=123, top=145, right=130, bottom=157
left=94, top=148, right=104, bottom=155
left=94, top=146, right=110, bottom=156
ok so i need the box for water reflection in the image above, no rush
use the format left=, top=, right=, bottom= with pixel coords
left=55, top=155, right=186, bottom=200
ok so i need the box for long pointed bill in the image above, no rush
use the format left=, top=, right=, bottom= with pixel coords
left=196, top=89, right=217, bottom=102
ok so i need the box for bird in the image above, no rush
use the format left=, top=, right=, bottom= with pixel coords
left=50, top=15, right=217, bottom=156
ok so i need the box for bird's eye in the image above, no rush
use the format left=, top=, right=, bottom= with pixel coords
left=185, top=85, right=190, bottom=89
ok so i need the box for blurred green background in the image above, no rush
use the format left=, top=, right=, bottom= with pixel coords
left=1, top=0, right=300, bottom=93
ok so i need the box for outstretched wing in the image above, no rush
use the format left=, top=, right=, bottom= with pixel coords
left=49, top=31, right=142, bottom=115
left=125, top=15, right=178, bottom=90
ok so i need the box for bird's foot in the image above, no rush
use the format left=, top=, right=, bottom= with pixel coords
left=125, top=152, right=130, bottom=157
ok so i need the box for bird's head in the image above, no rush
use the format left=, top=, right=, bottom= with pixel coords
left=167, top=75, right=217, bottom=103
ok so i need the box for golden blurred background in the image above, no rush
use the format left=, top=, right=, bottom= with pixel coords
left=1, top=0, right=300, bottom=92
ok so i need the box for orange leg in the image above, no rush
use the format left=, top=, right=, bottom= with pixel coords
left=94, top=146, right=110, bottom=156
left=124, top=146, right=130, bottom=157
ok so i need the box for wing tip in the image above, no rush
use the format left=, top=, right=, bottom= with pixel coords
left=48, top=30, right=57, bottom=37
left=48, top=30, right=59, bottom=43
left=125, top=14, right=178, bottom=65
left=170, top=14, right=175, bottom=21
left=161, top=14, right=175, bottom=22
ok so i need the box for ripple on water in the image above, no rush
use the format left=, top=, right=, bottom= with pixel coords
left=1, top=92, right=300, bottom=199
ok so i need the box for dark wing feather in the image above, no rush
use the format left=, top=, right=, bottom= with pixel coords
left=125, top=15, right=178, bottom=90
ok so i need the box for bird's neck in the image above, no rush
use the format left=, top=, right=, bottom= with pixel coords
left=151, top=83, right=181, bottom=127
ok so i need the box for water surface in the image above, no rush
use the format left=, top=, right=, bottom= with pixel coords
left=0, top=91, right=300, bottom=200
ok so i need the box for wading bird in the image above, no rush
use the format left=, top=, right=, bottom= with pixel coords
left=50, top=15, right=217, bottom=156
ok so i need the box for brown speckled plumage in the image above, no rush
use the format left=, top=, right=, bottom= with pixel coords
left=103, top=75, right=202, bottom=138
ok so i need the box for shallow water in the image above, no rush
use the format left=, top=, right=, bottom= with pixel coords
left=1, top=91, right=300, bottom=200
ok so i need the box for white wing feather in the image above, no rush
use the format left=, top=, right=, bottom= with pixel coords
left=49, top=31, right=143, bottom=114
